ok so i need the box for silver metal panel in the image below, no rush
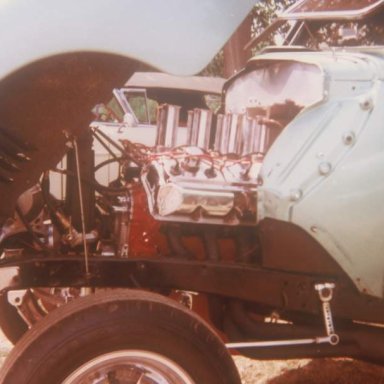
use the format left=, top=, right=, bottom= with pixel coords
left=186, top=109, right=213, bottom=150
left=156, top=105, right=181, bottom=148
left=141, top=146, right=259, bottom=226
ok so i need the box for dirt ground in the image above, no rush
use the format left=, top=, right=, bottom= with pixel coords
left=0, top=331, right=383, bottom=383
left=235, top=356, right=384, bottom=384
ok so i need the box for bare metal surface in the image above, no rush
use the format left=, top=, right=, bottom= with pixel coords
left=156, top=105, right=181, bottom=148
left=141, top=146, right=259, bottom=225
left=62, top=350, right=195, bottom=384
left=315, top=283, right=339, bottom=345
left=186, top=109, right=213, bottom=150
left=226, top=336, right=336, bottom=350
left=73, top=139, right=90, bottom=276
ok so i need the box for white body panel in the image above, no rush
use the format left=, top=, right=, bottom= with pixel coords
left=0, top=0, right=254, bottom=78
left=257, top=50, right=384, bottom=298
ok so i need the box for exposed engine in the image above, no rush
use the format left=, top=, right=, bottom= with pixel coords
left=138, top=60, right=321, bottom=229
left=139, top=111, right=303, bottom=227
left=0, top=58, right=320, bottom=254
left=0, top=58, right=322, bottom=333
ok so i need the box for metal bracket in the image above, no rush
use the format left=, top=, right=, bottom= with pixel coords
left=175, top=290, right=198, bottom=310
left=226, top=282, right=340, bottom=350
left=315, top=282, right=340, bottom=346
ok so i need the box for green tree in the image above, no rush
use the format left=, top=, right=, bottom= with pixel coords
left=251, top=0, right=294, bottom=36
left=201, top=0, right=294, bottom=78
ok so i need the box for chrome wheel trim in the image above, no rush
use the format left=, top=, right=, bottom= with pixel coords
left=62, top=349, right=196, bottom=384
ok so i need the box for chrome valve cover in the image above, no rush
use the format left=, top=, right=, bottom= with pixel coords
left=141, top=146, right=261, bottom=225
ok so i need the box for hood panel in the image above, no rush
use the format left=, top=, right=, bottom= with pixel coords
left=0, top=0, right=255, bottom=79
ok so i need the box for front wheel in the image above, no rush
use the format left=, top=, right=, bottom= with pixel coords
left=0, top=289, right=241, bottom=384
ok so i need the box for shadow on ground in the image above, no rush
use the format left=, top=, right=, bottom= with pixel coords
left=269, top=358, right=384, bottom=384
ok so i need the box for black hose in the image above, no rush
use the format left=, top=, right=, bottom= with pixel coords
left=15, top=205, right=49, bottom=252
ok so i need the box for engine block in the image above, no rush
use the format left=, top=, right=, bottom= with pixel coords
left=141, top=146, right=260, bottom=226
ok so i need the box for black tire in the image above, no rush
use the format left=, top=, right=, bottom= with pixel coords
left=0, top=292, right=28, bottom=344
left=0, top=289, right=241, bottom=384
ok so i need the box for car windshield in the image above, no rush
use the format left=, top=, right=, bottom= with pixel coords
left=106, top=97, right=125, bottom=122
left=122, top=90, right=158, bottom=124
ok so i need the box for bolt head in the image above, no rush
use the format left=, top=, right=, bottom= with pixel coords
left=342, top=131, right=356, bottom=146
left=319, top=162, right=332, bottom=176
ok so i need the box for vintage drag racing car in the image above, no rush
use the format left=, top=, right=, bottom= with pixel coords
left=1, top=0, right=384, bottom=383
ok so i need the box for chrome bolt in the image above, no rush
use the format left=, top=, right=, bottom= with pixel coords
left=319, top=162, right=332, bottom=175
left=290, top=189, right=303, bottom=202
